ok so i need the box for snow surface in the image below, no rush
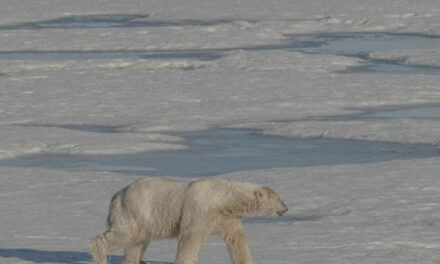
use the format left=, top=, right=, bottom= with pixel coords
left=1, top=0, right=440, bottom=263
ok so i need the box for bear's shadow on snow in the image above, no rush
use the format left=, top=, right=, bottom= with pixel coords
left=0, top=248, right=172, bottom=264
left=243, top=214, right=322, bottom=224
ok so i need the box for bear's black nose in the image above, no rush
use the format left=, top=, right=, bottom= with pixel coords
left=277, top=208, right=288, bottom=216
left=277, top=201, right=288, bottom=216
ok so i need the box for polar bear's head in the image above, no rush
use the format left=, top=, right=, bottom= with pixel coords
left=254, top=187, right=288, bottom=216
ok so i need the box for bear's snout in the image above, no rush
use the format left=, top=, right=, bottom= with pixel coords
left=277, top=208, right=288, bottom=216
left=277, top=201, right=288, bottom=216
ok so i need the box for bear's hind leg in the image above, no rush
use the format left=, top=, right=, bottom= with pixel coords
left=90, top=230, right=129, bottom=264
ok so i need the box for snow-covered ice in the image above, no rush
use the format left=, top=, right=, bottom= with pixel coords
left=1, top=0, right=440, bottom=263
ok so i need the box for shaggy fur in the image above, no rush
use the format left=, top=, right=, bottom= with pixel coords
left=90, top=177, right=288, bottom=264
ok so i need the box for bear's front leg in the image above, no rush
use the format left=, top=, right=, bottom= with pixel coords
left=123, top=240, right=150, bottom=264
left=219, top=219, right=253, bottom=264
left=175, top=224, right=212, bottom=264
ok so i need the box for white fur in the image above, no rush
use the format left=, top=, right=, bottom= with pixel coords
left=90, top=177, right=287, bottom=264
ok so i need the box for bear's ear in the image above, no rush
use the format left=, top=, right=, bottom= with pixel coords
left=254, top=189, right=265, bottom=201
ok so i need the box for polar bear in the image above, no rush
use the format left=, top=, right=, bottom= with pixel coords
left=90, top=177, right=288, bottom=264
